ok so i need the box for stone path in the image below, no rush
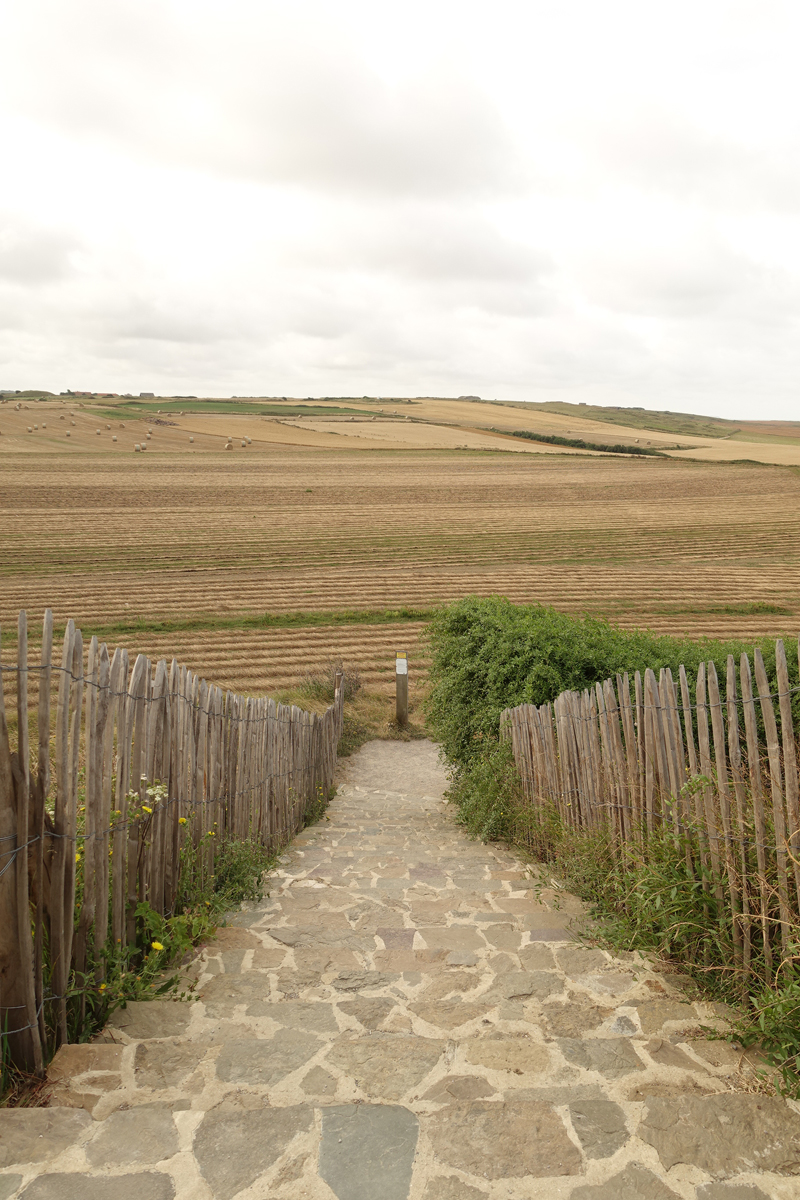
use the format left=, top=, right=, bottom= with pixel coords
left=3, top=739, right=800, bottom=1198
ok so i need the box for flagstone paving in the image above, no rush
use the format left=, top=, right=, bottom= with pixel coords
left=3, top=739, right=800, bottom=1198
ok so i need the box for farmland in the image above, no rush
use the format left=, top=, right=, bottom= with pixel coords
left=2, top=392, right=800, bottom=700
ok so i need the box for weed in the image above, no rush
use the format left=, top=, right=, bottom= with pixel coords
left=299, top=659, right=362, bottom=703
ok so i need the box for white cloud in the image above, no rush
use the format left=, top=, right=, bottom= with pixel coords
left=2, top=0, right=800, bottom=417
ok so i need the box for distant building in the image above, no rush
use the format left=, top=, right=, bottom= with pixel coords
left=140, top=392, right=155, bottom=398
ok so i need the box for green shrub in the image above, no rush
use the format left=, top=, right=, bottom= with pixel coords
left=424, top=596, right=785, bottom=770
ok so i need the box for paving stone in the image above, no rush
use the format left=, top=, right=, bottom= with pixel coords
left=627, top=1079, right=717, bottom=1101
left=422, top=971, right=480, bottom=1001
left=268, top=926, right=369, bottom=949
left=218, top=908, right=263, bottom=927
left=559, top=1037, right=645, bottom=1078
left=423, top=1076, right=497, bottom=1101
left=106, top=999, right=193, bottom=1039
left=446, top=952, right=478, bottom=967
left=608, top=1013, right=639, bottom=1035
left=199, top=973, right=268, bottom=1014
left=332, top=970, right=397, bottom=992
left=248, top=999, right=339, bottom=1032
left=218, top=949, right=248, bottom=972
left=338, top=997, right=397, bottom=1029
left=635, top=999, right=698, bottom=1035
left=569, top=1098, right=629, bottom=1158
left=639, top=1093, right=800, bottom=1176
left=525, top=926, right=575, bottom=941
left=0, top=1109, right=92, bottom=1168
left=326, top=1033, right=445, bottom=1100
left=210, top=926, right=264, bottom=949
left=47, top=1043, right=123, bottom=1081
left=480, top=924, right=522, bottom=950
left=570, top=1163, right=681, bottom=1199
left=542, top=1002, right=612, bottom=1037
left=275, top=966, right=329, bottom=994
left=86, top=1103, right=179, bottom=1165
left=319, top=1104, right=418, bottom=1200
left=556, top=947, right=609, bottom=974
left=0, top=1178, right=21, bottom=1200
left=423, top=1177, right=488, bottom=1199
left=426, top=1099, right=582, bottom=1178
left=194, top=1104, right=313, bottom=1200
left=644, top=1037, right=708, bottom=1072
left=410, top=1002, right=492, bottom=1030
left=216, top=1030, right=322, bottom=1085
left=696, top=1185, right=773, bottom=1200
left=518, top=944, right=556, bottom=970
left=272, top=1153, right=308, bottom=1189
left=465, top=1037, right=550, bottom=1075
left=19, top=1173, right=175, bottom=1200
left=491, top=970, right=561, bottom=1000
left=252, top=946, right=287, bottom=967
left=378, top=928, right=416, bottom=949
left=578, top=972, right=637, bottom=996
left=505, top=1084, right=606, bottom=1103
left=300, top=1065, right=338, bottom=1095
left=134, top=1039, right=208, bottom=1089
left=686, top=1039, right=754, bottom=1072
left=418, top=927, right=485, bottom=952
left=485, top=953, right=516, bottom=974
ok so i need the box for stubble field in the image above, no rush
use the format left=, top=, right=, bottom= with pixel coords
left=2, top=426, right=800, bottom=699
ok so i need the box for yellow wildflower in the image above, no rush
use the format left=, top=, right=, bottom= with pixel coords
left=151, top=940, right=164, bottom=952
left=142, top=805, right=152, bottom=814
left=75, top=853, right=81, bottom=863
left=179, top=817, right=187, bottom=825
left=99, top=983, right=107, bottom=991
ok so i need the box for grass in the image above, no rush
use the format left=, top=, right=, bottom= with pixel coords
left=92, top=400, right=377, bottom=418
left=514, top=400, right=741, bottom=439
left=650, top=602, right=793, bottom=616
left=0, top=607, right=438, bottom=647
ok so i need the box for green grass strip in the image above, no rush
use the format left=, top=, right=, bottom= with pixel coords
left=55, top=606, right=438, bottom=643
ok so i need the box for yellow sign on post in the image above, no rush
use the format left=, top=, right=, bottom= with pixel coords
left=395, top=652, right=408, bottom=726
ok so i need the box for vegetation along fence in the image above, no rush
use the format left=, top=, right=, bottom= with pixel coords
left=501, top=639, right=800, bottom=986
left=0, top=610, right=344, bottom=1074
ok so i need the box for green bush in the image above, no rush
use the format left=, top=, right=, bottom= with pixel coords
left=424, top=596, right=785, bottom=770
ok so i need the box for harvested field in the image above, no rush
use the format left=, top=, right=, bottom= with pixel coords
left=2, top=433, right=799, bottom=696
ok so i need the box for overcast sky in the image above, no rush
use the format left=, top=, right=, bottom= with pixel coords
left=2, top=0, right=800, bottom=418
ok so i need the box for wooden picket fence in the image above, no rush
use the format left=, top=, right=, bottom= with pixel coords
left=501, top=639, right=800, bottom=986
left=0, top=610, right=345, bottom=1073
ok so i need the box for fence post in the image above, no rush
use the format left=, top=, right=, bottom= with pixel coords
left=395, top=652, right=408, bottom=726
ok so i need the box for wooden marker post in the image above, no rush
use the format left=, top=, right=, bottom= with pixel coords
left=395, top=652, right=408, bottom=726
